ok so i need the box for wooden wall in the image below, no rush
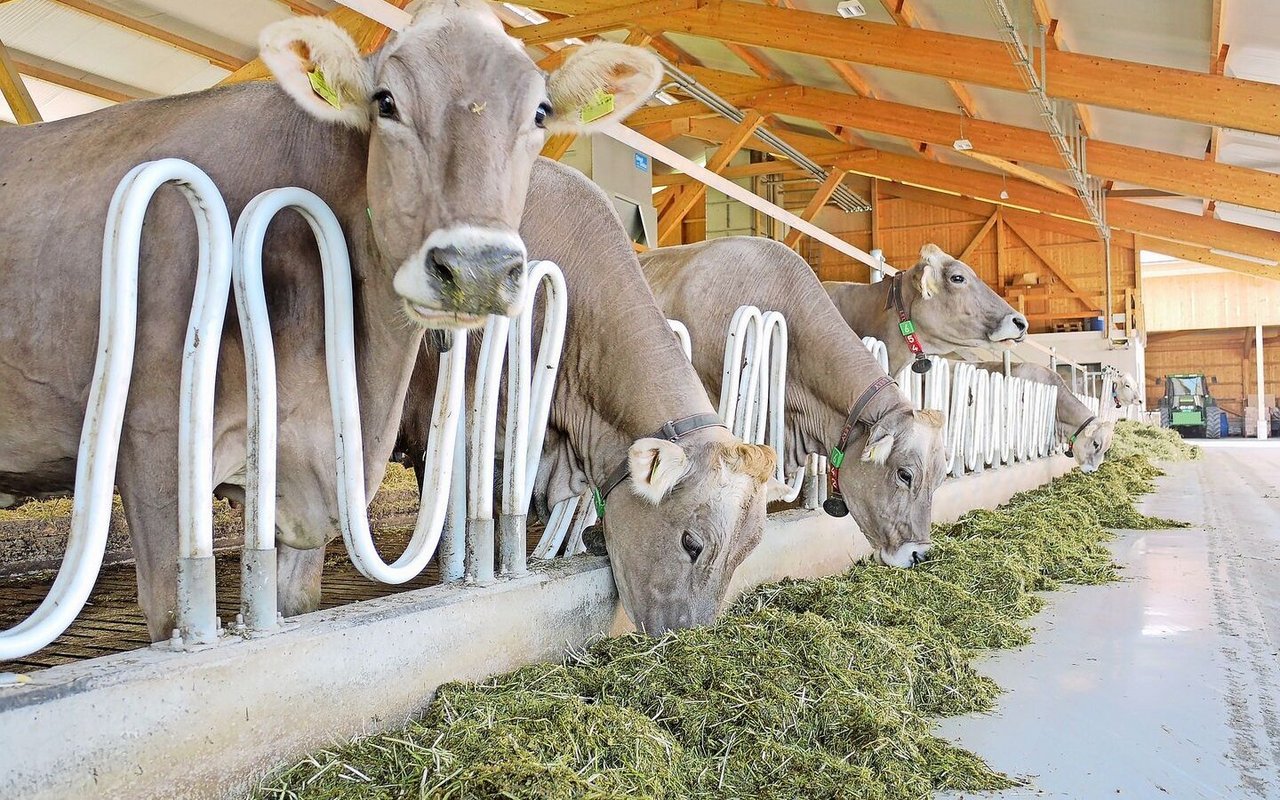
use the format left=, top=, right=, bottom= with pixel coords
left=652, top=152, right=1140, bottom=335
left=790, top=181, right=1136, bottom=334
left=1145, top=326, right=1280, bottom=416
left=1143, top=269, right=1280, bottom=332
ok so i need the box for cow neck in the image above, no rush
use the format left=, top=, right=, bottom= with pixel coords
left=778, top=291, right=911, bottom=457
left=348, top=221, right=428, bottom=476
left=556, top=283, right=720, bottom=489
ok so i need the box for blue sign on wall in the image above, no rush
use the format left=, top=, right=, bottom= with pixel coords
left=634, top=152, right=650, bottom=172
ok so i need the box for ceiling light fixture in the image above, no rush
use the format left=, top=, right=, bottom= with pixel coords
left=952, top=107, right=972, bottom=151
left=836, top=1, right=867, bottom=18
left=999, top=174, right=1010, bottom=200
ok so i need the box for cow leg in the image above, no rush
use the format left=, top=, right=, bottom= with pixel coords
left=277, top=543, right=326, bottom=617
left=116, top=442, right=181, bottom=643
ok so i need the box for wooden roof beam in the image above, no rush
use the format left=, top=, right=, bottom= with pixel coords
left=48, top=0, right=247, bottom=71
left=783, top=168, right=846, bottom=247
left=507, top=0, right=698, bottom=44
left=658, top=0, right=1280, bottom=136
left=725, top=81, right=1280, bottom=215
left=657, top=109, right=764, bottom=244
left=1135, top=236, right=1279, bottom=282
left=878, top=0, right=978, bottom=118
left=666, top=115, right=1280, bottom=261
left=7, top=48, right=151, bottom=104
left=0, top=38, right=41, bottom=124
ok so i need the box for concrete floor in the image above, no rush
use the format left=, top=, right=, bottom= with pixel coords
left=938, top=441, right=1280, bottom=800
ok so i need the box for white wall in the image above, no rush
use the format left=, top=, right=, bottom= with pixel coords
left=1012, top=331, right=1147, bottom=404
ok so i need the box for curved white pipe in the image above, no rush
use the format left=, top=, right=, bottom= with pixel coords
left=667, top=319, right=693, bottom=362
left=860, top=336, right=890, bottom=374
left=0, top=159, right=232, bottom=659
left=236, top=187, right=466, bottom=585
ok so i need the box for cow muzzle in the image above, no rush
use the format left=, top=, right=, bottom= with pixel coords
left=879, top=541, right=931, bottom=569
left=394, top=226, right=528, bottom=329
left=989, top=311, right=1029, bottom=344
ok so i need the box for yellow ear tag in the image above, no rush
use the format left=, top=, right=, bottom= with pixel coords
left=308, top=69, right=342, bottom=110
left=579, top=89, right=615, bottom=124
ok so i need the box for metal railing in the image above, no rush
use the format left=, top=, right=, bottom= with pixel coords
left=1, top=160, right=567, bottom=663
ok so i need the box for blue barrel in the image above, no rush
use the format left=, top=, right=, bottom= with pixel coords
left=1220, top=410, right=1230, bottom=437
left=1087, top=316, right=1105, bottom=331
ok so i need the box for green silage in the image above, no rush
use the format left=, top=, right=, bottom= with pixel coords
left=254, top=423, right=1195, bottom=800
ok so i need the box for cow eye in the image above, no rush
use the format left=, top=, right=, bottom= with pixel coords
left=374, top=90, right=397, bottom=119
left=949, top=273, right=966, bottom=284
left=534, top=101, right=552, bottom=128
left=896, top=468, right=913, bottom=487
left=681, top=530, right=704, bottom=562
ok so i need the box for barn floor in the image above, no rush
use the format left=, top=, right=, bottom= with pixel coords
left=938, top=440, right=1280, bottom=800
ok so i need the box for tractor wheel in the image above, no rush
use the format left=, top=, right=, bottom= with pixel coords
left=1159, top=406, right=1171, bottom=429
left=1206, top=406, right=1223, bottom=439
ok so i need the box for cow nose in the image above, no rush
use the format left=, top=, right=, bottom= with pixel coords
left=422, top=243, right=527, bottom=316
left=1011, top=313, right=1029, bottom=334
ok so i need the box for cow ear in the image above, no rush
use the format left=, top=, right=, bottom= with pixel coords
left=765, top=476, right=792, bottom=503
left=260, top=17, right=373, bottom=130
left=545, top=42, right=663, bottom=134
left=861, top=432, right=895, bottom=465
left=715, top=442, right=778, bottom=483
left=628, top=438, right=690, bottom=504
left=916, top=243, right=946, bottom=299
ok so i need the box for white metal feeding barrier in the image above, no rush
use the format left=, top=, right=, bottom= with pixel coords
left=892, top=354, right=1059, bottom=479
left=1, top=159, right=566, bottom=663
left=0, top=159, right=233, bottom=660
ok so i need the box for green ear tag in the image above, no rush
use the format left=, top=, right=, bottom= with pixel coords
left=308, top=69, right=342, bottom=110
left=899, top=319, right=916, bottom=336
left=829, top=447, right=845, bottom=469
left=579, top=89, right=615, bottom=124
left=592, top=486, right=606, bottom=519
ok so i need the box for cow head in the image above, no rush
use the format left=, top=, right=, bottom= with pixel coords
left=598, top=432, right=786, bottom=633
left=837, top=407, right=947, bottom=568
left=907, top=244, right=1028, bottom=353
left=1113, top=372, right=1141, bottom=407
left=260, top=1, right=661, bottom=328
left=1072, top=418, right=1115, bottom=473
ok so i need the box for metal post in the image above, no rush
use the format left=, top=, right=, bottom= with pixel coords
left=1257, top=323, right=1268, bottom=440
left=870, top=248, right=885, bottom=283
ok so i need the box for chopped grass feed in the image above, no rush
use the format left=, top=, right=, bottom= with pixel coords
left=254, top=423, right=1191, bottom=800
left=1108, top=419, right=1201, bottom=462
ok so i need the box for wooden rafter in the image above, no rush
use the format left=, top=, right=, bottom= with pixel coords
left=713, top=79, right=1280, bottom=215
left=657, top=109, right=764, bottom=244
left=783, top=169, right=845, bottom=247
left=877, top=0, right=978, bottom=118
left=671, top=115, right=1280, bottom=261
left=1205, top=0, right=1228, bottom=217
left=507, top=0, right=697, bottom=44
left=650, top=0, right=1280, bottom=136
left=1134, top=236, right=1280, bottom=283
left=957, top=212, right=999, bottom=261
left=48, top=0, right=246, bottom=71
left=220, top=2, right=410, bottom=85
left=1003, top=217, right=1102, bottom=311
left=0, top=39, right=40, bottom=124
left=7, top=49, right=148, bottom=104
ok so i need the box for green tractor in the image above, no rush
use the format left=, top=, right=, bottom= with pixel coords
left=1158, top=373, right=1223, bottom=439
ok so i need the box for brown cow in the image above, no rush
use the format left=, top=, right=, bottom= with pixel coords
left=825, top=244, right=1028, bottom=375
